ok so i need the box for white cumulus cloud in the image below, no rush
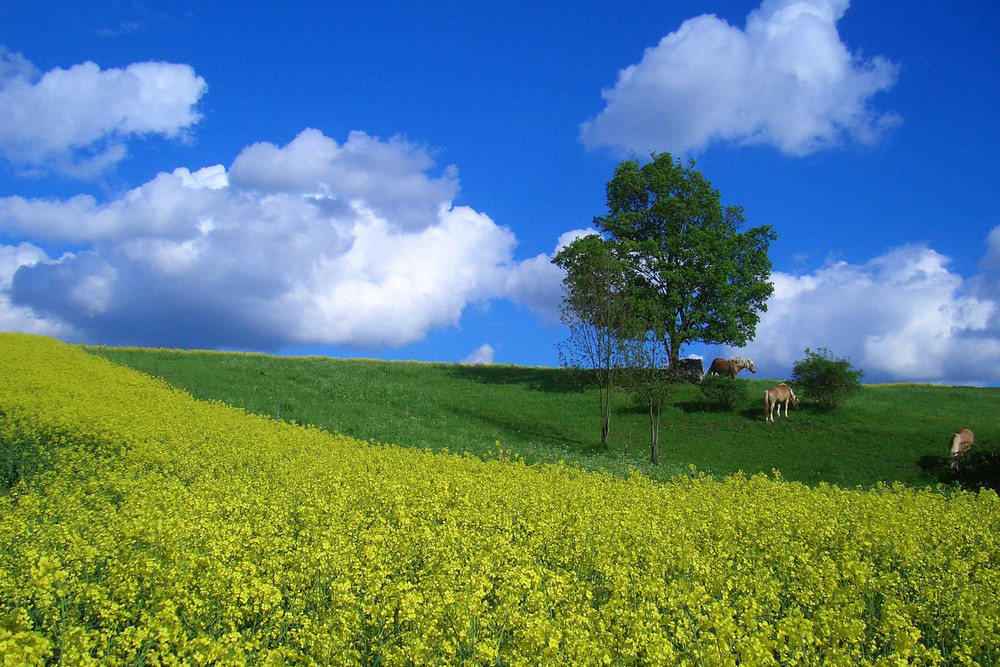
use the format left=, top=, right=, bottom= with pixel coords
left=580, top=0, right=899, bottom=156
left=0, top=242, right=79, bottom=337
left=229, top=129, right=459, bottom=230
left=722, top=244, right=1000, bottom=385
left=504, top=228, right=598, bottom=321
left=461, top=343, right=495, bottom=365
left=0, top=129, right=527, bottom=350
left=0, top=46, right=207, bottom=177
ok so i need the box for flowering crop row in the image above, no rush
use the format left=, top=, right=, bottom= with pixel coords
left=1, top=333, right=998, bottom=665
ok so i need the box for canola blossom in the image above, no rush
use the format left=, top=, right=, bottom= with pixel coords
left=1, top=333, right=998, bottom=665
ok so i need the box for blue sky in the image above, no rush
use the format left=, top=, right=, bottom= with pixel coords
left=1, top=0, right=998, bottom=384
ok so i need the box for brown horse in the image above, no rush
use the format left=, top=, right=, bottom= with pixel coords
left=764, top=383, right=799, bottom=422
left=707, top=356, right=756, bottom=379
left=949, top=428, right=975, bottom=470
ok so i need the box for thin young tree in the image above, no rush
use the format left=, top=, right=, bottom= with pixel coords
left=622, top=327, right=675, bottom=464
left=553, top=234, right=633, bottom=448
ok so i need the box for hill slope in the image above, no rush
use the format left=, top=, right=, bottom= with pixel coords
left=86, top=345, right=999, bottom=488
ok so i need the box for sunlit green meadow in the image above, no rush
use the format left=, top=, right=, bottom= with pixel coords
left=87, top=344, right=999, bottom=488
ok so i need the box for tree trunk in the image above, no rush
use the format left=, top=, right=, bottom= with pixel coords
left=600, top=385, right=612, bottom=447
left=648, top=402, right=660, bottom=464
left=661, top=334, right=680, bottom=371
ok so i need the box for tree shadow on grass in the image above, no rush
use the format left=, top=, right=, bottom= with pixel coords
left=446, top=365, right=585, bottom=393
left=442, top=402, right=594, bottom=452
left=673, top=397, right=755, bottom=418
left=917, top=447, right=1000, bottom=491
left=740, top=404, right=768, bottom=421
left=739, top=403, right=815, bottom=423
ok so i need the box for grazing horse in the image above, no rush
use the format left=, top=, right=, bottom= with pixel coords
left=949, top=428, right=975, bottom=470
left=764, top=383, right=798, bottom=422
left=707, top=356, right=757, bottom=379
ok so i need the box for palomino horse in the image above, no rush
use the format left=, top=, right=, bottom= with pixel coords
left=949, top=428, right=975, bottom=470
left=764, top=383, right=798, bottom=422
left=707, top=356, right=756, bottom=378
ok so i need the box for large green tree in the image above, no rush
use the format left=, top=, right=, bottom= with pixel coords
left=593, top=153, right=776, bottom=367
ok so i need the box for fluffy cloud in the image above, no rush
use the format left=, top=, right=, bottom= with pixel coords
left=0, top=46, right=206, bottom=177
left=524, top=228, right=1000, bottom=385
left=461, top=343, right=496, bottom=365
left=721, top=244, right=1000, bottom=385
left=0, top=165, right=228, bottom=244
left=1, top=129, right=523, bottom=350
left=580, top=0, right=899, bottom=156
left=230, top=129, right=459, bottom=231
left=0, top=242, right=79, bottom=338
left=505, top=228, right=599, bottom=321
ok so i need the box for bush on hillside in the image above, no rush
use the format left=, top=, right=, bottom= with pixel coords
left=951, top=448, right=1000, bottom=491
left=699, top=375, right=745, bottom=412
left=920, top=446, right=1000, bottom=492
left=791, top=348, right=864, bottom=411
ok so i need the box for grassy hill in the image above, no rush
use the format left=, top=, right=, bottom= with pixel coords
left=85, top=345, right=999, bottom=489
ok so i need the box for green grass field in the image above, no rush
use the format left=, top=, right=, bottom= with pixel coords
left=86, top=345, right=999, bottom=489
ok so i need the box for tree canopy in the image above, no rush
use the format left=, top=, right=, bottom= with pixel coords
left=590, top=153, right=776, bottom=366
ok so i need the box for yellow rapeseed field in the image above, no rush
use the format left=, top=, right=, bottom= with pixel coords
left=1, top=333, right=998, bottom=665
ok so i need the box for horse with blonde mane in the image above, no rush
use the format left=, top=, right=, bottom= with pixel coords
left=949, top=428, right=975, bottom=470
left=707, top=356, right=756, bottom=379
left=764, top=383, right=798, bottom=422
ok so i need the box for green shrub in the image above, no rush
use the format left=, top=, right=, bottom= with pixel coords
left=699, top=375, right=745, bottom=412
left=791, top=348, right=864, bottom=410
